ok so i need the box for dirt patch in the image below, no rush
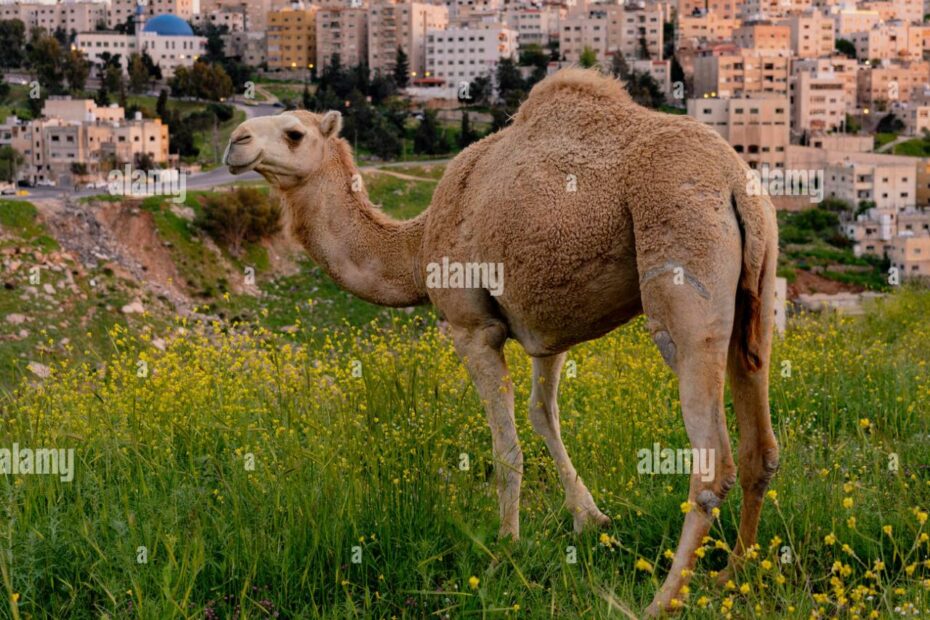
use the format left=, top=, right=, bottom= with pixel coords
left=787, top=269, right=865, bottom=299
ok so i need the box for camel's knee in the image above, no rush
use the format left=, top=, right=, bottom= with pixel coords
left=741, top=444, right=779, bottom=495
left=696, top=469, right=737, bottom=515
left=651, top=327, right=678, bottom=371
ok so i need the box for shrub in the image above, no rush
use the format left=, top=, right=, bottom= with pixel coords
left=196, top=187, right=281, bottom=255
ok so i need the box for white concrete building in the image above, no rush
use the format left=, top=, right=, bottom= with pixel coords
left=425, top=23, right=518, bottom=88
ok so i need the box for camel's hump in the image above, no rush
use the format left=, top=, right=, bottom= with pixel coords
left=514, top=68, right=633, bottom=124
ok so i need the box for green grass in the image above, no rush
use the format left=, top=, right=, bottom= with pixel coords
left=874, top=132, right=897, bottom=150
left=892, top=138, right=930, bottom=157
left=1, top=282, right=929, bottom=618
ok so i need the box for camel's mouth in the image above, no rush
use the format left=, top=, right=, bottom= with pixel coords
left=225, top=150, right=263, bottom=175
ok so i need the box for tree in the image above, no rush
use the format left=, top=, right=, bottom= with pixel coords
left=368, top=114, right=402, bottom=160
left=579, top=47, right=598, bottom=69
left=458, top=112, right=479, bottom=149
left=28, top=32, right=65, bottom=94
left=128, top=53, right=150, bottom=93
left=495, top=58, right=524, bottom=102
left=836, top=38, right=856, bottom=59
left=624, top=71, right=666, bottom=109
left=413, top=109, right=448, bottom=155
left=610, top=52, right=630, bottom=80
left=156, top=89, right=169, bottom=119
left=63, top=48, right=89, bottom=93
left=0, top=19, right=26, bottom=68
left=876, top=112, right=904, bottom=134
left=103, top=61, right=124, bottom=94
left=393, top=46, right=410, bottom=88
left=0, top=146, right=23, bottom=183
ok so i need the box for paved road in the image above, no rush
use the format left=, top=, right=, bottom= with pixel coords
left=2, top=98, right=451, bottom=201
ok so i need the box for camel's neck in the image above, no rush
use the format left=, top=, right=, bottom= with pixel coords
left=281, top=141, right=429, bottom=307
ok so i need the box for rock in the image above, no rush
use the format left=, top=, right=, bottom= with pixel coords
left=17, top=329, right=28, bottom=339
left=26, top=361, right=51, bottom=379
left=121, top=300, right=145, bottom=314
left=43, top=283, right=56, bottom=295
left=5, top=313, right=28, bottom=325
left=152, top=338, right=166, bottom=351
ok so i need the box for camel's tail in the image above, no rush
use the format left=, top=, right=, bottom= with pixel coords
left=730, top=182, right=778, bottom=373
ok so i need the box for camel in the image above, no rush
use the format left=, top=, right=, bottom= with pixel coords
left=223, top=68, right=779, bottom=615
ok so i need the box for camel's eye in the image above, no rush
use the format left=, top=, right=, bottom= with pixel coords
left=285, top=129, right=305, bottom=142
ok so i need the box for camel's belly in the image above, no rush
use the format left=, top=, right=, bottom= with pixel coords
left=497, top=260, right=644, bottom=357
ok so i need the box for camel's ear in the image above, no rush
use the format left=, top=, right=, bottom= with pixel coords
left=320, top=111, right=342, bottom=138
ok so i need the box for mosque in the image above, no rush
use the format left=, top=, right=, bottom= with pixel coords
left=75, top=2, right=206, bottom=79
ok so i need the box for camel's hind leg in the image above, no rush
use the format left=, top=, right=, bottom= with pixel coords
left=639, top=272, right=739, bottom=616
left=722, top=279, right=779, bottom=575
left=529, top=353, right=610, bottom=532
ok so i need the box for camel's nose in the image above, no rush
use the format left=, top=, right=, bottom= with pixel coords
left=230, top=127, right=252, bottom=145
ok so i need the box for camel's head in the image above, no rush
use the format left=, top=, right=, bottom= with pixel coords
left=223, top=109, right=343, bottom=190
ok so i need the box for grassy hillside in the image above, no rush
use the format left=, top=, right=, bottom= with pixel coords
left=1, top=284, right=929, bottom=618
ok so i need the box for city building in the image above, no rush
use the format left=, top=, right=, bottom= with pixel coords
left=692, top=43, right=790, bottom=98
left=857, top=61, right=930, bottom=109
left=789, top=68, right=846, bottom=134
left=316, top=6, right=369, bottom=68
left=778, top=11, right=834, bottom=58
left=425, top=22, right=518, bottom=88
left=687, top=95, right=790, bottom=169
left=107, top=0, right=193, bottom=29
left=76, top=13, right=207, bottom=79
left=0, top=1, right=107, bottom=34
left=368, top=0, right=449, bottom=78
left=266, top=4, right=320, bottom=71
left=0, top=98, right=169, bottom=186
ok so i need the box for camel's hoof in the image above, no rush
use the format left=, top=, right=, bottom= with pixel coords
left=572, top=506, right=611, bottom=533
left=643, top=600, right=664, bottom=618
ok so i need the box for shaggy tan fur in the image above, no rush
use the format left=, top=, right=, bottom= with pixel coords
left=224, top=68, right=780, bottom=616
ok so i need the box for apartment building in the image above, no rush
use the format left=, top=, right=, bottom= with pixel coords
left=733, top=21, right=790, bottom=52
left=859, top=0, right=923, bottom=24
left=677, top=0, right=742, bottom=20
left=676, top=12, right=739, bottom=46
left=849, top=22, right=925, bottom=61
left=857, top=61, right=930, bottom=109
left=1, top=98, right=169, bottom=186
left=687, top=95, right=790, bottom=169
left=560, top=2, right=663, bottom=65
left=0, top=1, right=106, bottom=34
left=501, top=6, right=560, bottom=48
left=425, top=23, right=517, bottom=87
left=199, top=0, right=281, bottom=31
left=368, top=0, right=449, bottom=78
left=108, top=0, right=193, bottom=28
left=560, top=7, right=609, bottom=64
left=610, top=2, right=664, bottom=60
left=891, top=233, right=930, bottom=278
left=267, top=4, right=319, bottom=71
left=741, top=0, right=815, bottom=19
left=317, top=6, right=369, bottom=68
left=789, top=69, right=846, bottom=134
left=832, top=7, right=881, bottom=38
left=223, top=31, right=267, bottom=66
left=191, top=8, right=247, bottom=32
left=692, top=44, right=790, bottom=98
left=778, top=11, right=834, bottom=58
left=792, top=56, right=857, bottom=111
left=825, top=158, right=916, bottom=210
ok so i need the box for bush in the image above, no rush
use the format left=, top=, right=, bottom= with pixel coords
left=196, top=187, right=281, bottom=255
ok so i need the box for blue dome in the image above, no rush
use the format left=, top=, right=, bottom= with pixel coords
left=143, top=14, right=194, bottom=36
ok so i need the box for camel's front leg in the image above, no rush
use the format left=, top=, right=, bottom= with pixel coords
left=451, top=323, right=523, bottom=539
left=530, top=353, right=610, bottom=532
